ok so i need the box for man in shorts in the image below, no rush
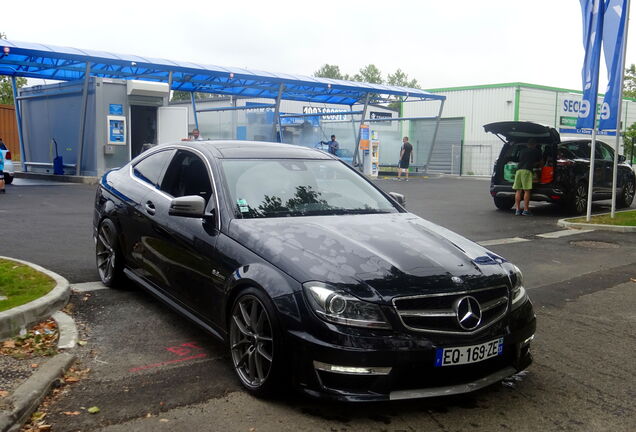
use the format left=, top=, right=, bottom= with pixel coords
left=513, top=139, right=542, bottom=215
left=396, top=137, right=413, bottom=181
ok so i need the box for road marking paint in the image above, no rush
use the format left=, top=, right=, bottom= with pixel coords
left=478, top=237, right=531, bottom=247
left=536, top=229, right=595, bottom=239
left=71, top=281, right=109, bottom=292
left=129, top=353, right=208, bottom=373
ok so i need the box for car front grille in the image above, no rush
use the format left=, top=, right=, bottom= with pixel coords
left=392, top=285, right=509, bottom=335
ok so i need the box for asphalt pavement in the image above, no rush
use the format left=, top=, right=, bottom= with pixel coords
left=1, top=175, right=635, bottom=432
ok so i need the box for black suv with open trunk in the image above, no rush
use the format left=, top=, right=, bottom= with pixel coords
left=486, top=121, right=635, bottom=214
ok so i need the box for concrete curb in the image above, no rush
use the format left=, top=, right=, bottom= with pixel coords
left=52, top=311, right=78, bottom=350
left=0, top=257, right=70, bottom=340
left=14, top=171, right=98, bottom=185
left=558, top=211, right=636, bottom=233
left=0, top=352, right=75, bottom=432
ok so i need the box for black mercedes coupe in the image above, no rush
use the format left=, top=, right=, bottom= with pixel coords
left=93, top=141, right=535, bottom=401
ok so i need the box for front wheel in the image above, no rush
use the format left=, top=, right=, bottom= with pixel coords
left=617, top=178, right=635, bottom=208
left=96, top=218, right=125, bottom=287
left=567, top=183, right=588, bottom=215
left=229, top=288, right=285, bottom=397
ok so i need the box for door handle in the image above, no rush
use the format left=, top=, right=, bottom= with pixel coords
left=145, top=201, right=156, bottom=216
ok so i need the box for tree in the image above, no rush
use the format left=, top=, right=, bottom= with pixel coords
left=353, top=64, right=384, bottom=84
left=623, top=122, right=636, bottom=164
left=314, top=64, right=347, bottom=80
left=387, top=68, right=420, bottom=89
left=0, top=32, right=26, bottom=105
left=624, top=64, right=636, bottom=99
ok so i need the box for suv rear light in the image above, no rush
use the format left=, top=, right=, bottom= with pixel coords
left=5, top=151, right=11, bottom=160
left=557, top=159, right=574, bottom=166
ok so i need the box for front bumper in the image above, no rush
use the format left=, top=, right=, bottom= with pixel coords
left=287, top=300, right=536, bottom=402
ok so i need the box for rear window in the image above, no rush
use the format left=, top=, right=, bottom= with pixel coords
left=501, top=142, right=554, bottom=164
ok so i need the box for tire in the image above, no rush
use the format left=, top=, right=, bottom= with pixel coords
left=95, top=218, right=126, bottom=287
left=567, top=183, right=588, bottom=215
left=229, top=288, right=285, bottom=397
left=4, top=173, right=13, bottom=184
left=493, top=196, right=515, bottom=210
left=617, top=178, right=635, bottom=208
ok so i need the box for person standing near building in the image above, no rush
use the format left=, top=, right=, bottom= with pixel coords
left=396, top=136, right=413, bottom=181
left=513, top=138, right=542, bottom=216
left=0, top=143, right=5, bottom=194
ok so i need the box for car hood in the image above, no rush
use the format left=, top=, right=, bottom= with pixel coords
left=228, top=213, right=510, bottom=302
left=484, top=121, right=560, bottom=144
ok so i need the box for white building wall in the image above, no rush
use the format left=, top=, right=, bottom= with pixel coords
left=518, top=88, right=558, bottom=126
left=404, top=87, right=516, bottom=175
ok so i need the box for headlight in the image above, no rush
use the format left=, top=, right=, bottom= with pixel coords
left=510, top=265, right=528, bottom=308
left=303, top=282, right=391, bottom=330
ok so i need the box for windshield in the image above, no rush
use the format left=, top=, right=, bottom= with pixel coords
left=221, top=159, right=398, bottom=218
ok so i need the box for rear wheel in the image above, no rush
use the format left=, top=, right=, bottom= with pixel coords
left=567, top=183, right=588, bottom=215
left=96, top=218, right=125, bottom=287
left=617, top=178, right=635, bottom=208
left=493, top=196, right=515, bottom=210
left=229, top=288, right=285, bottom=397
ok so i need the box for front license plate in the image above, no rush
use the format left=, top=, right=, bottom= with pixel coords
left=434, top=338, right=504, bottom=367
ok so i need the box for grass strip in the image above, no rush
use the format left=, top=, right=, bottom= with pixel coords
left=570, top=210, right=636, bottom=226
left=0, top=258, right=56, bottom=312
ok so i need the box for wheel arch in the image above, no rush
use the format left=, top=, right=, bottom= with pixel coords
left=222, top=263, right=301, bottom=332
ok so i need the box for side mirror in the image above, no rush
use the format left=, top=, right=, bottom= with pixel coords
left=169, top=195, right=206, bottom=218
left=388, top=192, right=406, bottom=207
left=618, top=154, right=626, bottom=163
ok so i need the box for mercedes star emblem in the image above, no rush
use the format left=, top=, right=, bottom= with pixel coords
left=454, top=296, right=482, bottom=331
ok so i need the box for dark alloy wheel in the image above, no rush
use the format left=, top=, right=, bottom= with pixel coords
left=229, top=289, right=283, bottom=396
left=96, top=219, right=125, bottom=287
left=618, top=178, right=635, bottom=208
left=493, top=196, right=515, bottom=210
left=568, top=183, right=588, bottom=215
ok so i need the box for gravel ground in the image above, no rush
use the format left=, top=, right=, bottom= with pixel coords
left=0, top=321, right=60, bottom=408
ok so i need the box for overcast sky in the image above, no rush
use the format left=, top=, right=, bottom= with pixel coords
left=2, top=0, right=634, bottom=92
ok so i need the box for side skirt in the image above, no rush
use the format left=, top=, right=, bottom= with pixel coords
left=124, top=268, right=226, bottom=343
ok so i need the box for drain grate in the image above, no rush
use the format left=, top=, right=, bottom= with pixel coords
left=570, top=240, right=619, bottom=249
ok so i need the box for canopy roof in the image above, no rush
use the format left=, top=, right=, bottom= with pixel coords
left=0, top=40, right=444, bottom=106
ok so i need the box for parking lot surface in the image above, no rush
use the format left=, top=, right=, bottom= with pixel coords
left=2, top=175, right=635, bottom=431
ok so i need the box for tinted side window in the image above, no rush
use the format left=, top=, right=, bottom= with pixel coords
left=597, top=143, right=613, bottom=161
left=565, top=142, right=591, bottom=159
left=133, top=150, right=173, bottom=187
left=160, top=151, right=213, bottom=203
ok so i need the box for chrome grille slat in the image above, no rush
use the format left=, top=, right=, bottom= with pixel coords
left=392, top=285, right=509, bottom=335
left=399, top=310, right=455, bottom=318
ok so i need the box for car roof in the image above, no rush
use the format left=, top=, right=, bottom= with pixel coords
left=197, top=140, right=333, bottom=159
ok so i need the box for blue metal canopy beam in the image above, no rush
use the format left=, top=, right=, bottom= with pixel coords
left=0, top=40, right=445, bottom=106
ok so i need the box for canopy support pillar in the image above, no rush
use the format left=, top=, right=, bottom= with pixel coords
left=11, top=76, right=27, bottom=172
left=76, top=62, right=91, bottom=176
left=191, top=92, right=199, bottom=131
left=272, top=84, right=284, bottom=142
left=425, top=99, right=445, bottom=173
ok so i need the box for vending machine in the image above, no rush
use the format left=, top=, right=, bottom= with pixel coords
left=361, top=127, right=380, bottom=177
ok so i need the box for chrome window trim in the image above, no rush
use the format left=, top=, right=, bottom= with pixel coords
left=392, top=285, right=509, bottom=335
left=129, top=145, right=222, bottom=229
